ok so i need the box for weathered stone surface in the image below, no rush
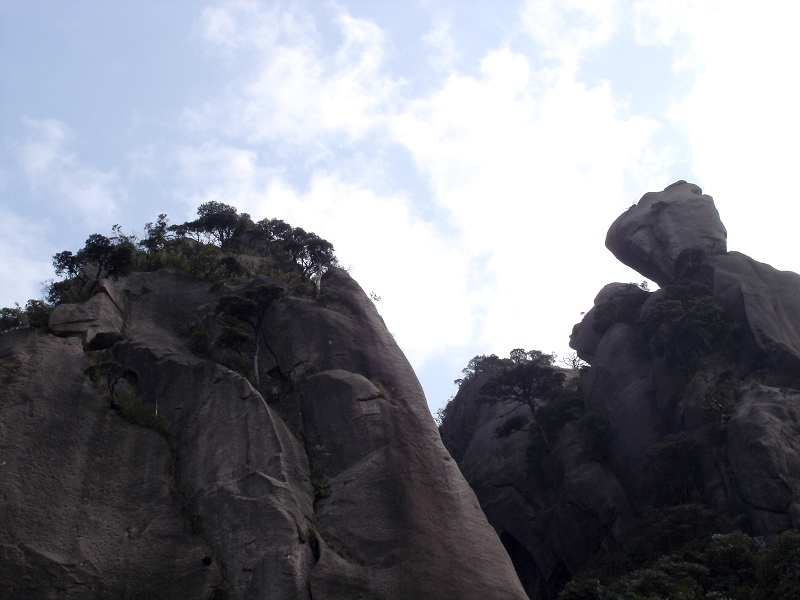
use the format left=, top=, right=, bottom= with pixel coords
left=5, top=266, right=526, bottom=598
left=111, top=270, right=316, bottom=600
left=440, top=373, right=631, bottom=600
left=704, top=251, right=800, bottom=386
left=569, top=282, right=646, bottom=364
left=0, top=330, right=220, bottom=599
left=580, top=323, right=662, bottom=497
left=49, top=290, right=124, bottom=349
left=267, top=268, right=437, bottom=430
left=606, top=180, right=727, bottom=286
left=298, top=369, right=526, bottom=599
left=726, top=385, right=800, bottom=534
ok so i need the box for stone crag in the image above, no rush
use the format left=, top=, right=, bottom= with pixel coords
left=441, top=182, right=800, bottom=599
left=0, top=267, right=526, bottom=599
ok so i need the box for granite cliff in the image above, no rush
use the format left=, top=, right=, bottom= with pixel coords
left=6, top=185, right=800, bottom=599
left=440, top=182, right=800, bottom=599
left=0, top=209, right=525, bottom=599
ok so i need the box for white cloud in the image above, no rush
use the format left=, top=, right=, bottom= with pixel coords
left=522, top=0, right=622, bottom=67
left=177, top=1, right=671, bottom=385
left=17, top=117, right=122, bottom=224
left=634, top=1, right=800, bottom=272
left=170, top=144, right=474, bottom=364
left=424, top=15, right=459, bottom=72
left=0, top=209, right=54, bottom=307
left=251, top=175, right=476, bottom=364
left=186, top=2, right=399, bottom=146
left=390, top=45, right=665, bottom=355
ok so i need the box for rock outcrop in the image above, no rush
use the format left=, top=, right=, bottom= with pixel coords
left=440, top=373, right=631, bottom=600
left=1, top=267, right=526, bottom=599
left=48, top=288, right=123, bottom=349
left=704, top=252, right=800, bottom=386
left=605, top=180, right=727, bottom=286
left=441, top=181, right=800, bottom=599
left=573, top=182, right=800, bottom=537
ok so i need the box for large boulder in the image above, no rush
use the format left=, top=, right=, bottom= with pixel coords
left=49, top=288, right=124, bottom=349
left=569, top=282, right=647, bottom=364
left=606, top=181, right=727, bottom=286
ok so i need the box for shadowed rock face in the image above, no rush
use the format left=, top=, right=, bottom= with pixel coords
left=606, top=181, right=727, bottom=286
left=726, top=385, right=800, bottom=532
left=571, top=184, right=800, bottom=538
left=1, top=267, right=526, bottom=599
left=440, top=373, right=631, bottom=600
left=442, top=182, right=800, bottom=598
left=704, top=252, right=800, bottom=387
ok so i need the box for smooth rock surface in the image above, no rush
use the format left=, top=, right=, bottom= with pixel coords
left=580, top=323, right=662, bottom=497
left=299, top=369, right=527, bottom=599
left=0, top=330, right=220, bottom=599
left=606, top=181, right=727, bottom=286
left=569, top=282, right=647, bottom=364
left=3, top=266, right=528, bottom=598
left=112, top=270, right=316, bottom=600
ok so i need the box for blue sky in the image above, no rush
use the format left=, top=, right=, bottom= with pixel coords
left=3, top=0, right=800, bottom=413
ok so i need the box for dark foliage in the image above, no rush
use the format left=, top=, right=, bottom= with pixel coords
left=642, top=279, right=735, bottom=371
left=637, top=432, right=699, bottom=507
left=481, top=350, right=565, bottom=409
left=0, top=299, right=52, bottom=334
left=454, top=353, right=511, bottom=386
left=215, top=283, right=285, bottom=388
left=561, top=514, right=800, bottom=600
left=253, top=218, right=336, bottom=278
left=84, top=360, right=139, bottom=396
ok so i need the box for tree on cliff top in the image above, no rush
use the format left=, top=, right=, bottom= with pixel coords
left=169, top=201, right=242, bottom=249
left=50, top=232, right=134, bottom=303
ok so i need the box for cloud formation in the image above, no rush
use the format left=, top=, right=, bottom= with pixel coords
left=187, top=3, right=399, bottom=146
left=17, top=117, right=122, bottom=224
left=633, top=1, right=800, bottom=271
left=177, top=1, right=666, bottom=399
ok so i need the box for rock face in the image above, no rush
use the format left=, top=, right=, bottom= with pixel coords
left=0, top=331, right=220, bottom=598
left=726, top=385, right=800, bottom=533
left=605, top=180, right=727, bottom=286
left=441, top=182, right=800, bottom=598
left=1, top=267, right=526, bottom=599
left=704, top=252, right=800, bottom=386
left=440, top=374, right=631, bottom=600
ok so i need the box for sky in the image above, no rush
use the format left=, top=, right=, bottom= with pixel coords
left=2, top=0, right=800, bottom=414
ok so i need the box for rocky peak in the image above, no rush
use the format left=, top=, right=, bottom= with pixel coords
left=2, top=267, right=526, bottom=598
left=441, top=182, right=800, bottom=599
left=605, top=180, right=727, bottom=286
